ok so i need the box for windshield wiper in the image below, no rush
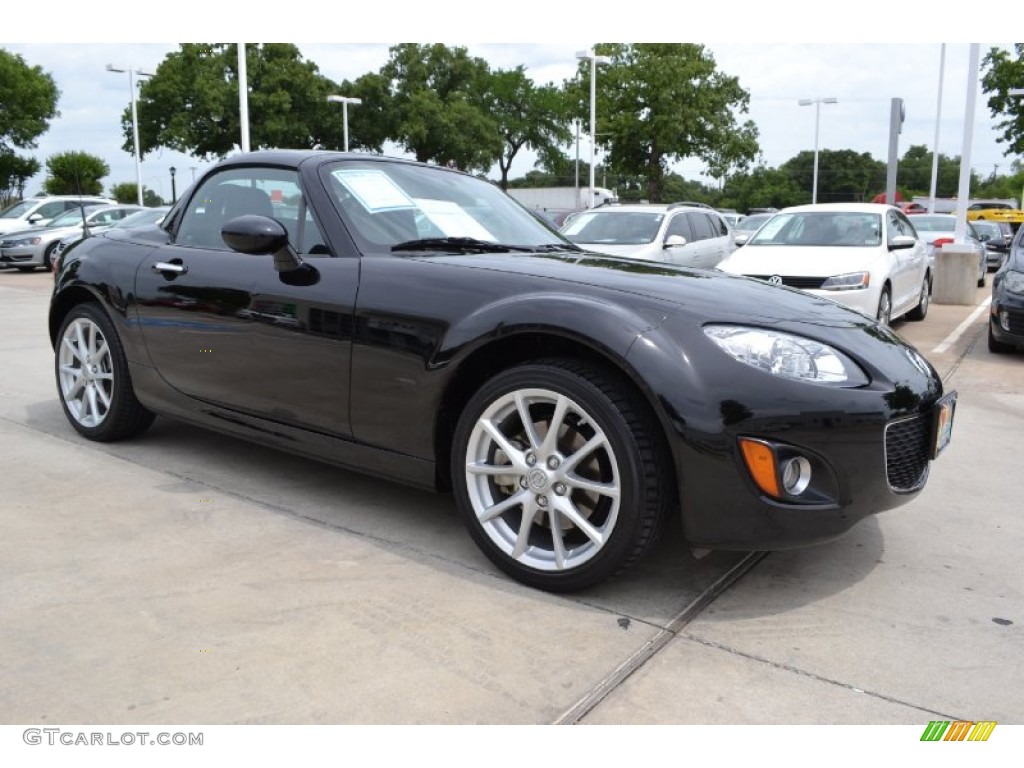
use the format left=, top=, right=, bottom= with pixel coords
left=526, top=242, right=583, bottom=252
left=391, top=237, right=536, bottom=253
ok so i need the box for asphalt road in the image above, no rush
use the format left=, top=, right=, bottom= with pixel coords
left=1, top=268, right=1020, bottom=741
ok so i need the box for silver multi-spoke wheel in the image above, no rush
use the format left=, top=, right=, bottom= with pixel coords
left=58, top=317, right=114, bottom=428
left=465, top=387, right=621, bottom=572
left=54, top=304, right=155, bottom=441
left=453, top=361, right=668, bottom=592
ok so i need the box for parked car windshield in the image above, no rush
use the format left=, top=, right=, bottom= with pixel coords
left=911, top=215, right=956, bottom=233
left=561, top=211, right=665, bottom=245
left=321, top=160, right=569, bottom=253
left=734, top=213, right=774, bottom=233
left=111, top=207, right=169, bottom=229
left=747, top=212, right=882, bottom=247
left=0, top=200, right=35, bottom=218
left=47, top=207, right=102, bottom=228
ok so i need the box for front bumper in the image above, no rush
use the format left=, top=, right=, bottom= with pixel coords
left=0, top=243, right=45, bottom=266
left=990, top=290, right=1024, bottom=347
left=627, top=310, right=946, bottom=550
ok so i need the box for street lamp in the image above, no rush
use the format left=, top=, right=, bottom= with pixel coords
left=106, top=64, right=154, bottom=207
left=798, top=96, right=838, bottom=204
left=576, top=49, right=612, bottom=208
left=327, top=95, right=363, bottom=152
left=169, top=167, right=177, bottom=204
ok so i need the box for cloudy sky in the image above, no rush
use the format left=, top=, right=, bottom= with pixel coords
left=3, top=9, right=1020, bottom=202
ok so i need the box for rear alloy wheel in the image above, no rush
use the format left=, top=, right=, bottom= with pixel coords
left=452, top=360, right=668, bottom=592
left=876, top=287, right=892, bottom=326
left=906, top=277, right=930, bottom=321
left=56, top=303, right=155, bottom=441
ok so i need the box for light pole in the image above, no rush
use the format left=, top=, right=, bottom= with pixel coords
left=106, top=64, right=153, bottom=207
left=1007, top=89, right=1024, bottom=215
left=576, top=49, right=611, bottom=208
left=798, top=97, right=838, bottom=204
left=169, top=166, right=177, bottom=204
left=327, top=95, right=363, bottom=152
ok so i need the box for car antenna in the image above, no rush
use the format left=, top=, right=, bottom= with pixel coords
left=72, top=166, right=90, bottom=238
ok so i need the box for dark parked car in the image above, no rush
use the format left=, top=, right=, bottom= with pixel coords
left=989, top=224, right=1024, bottom=354
left=50, top=151, right=955, bottom=592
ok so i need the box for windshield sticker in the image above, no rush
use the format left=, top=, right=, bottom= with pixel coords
left=333, top=169, right=416, bottom=212
left=414, top=198, right=496, bottom=241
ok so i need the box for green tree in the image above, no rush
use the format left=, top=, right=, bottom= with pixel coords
left=379, top=44, right=502, bottom=172
left=0, top=152, right=41, bottom=207
left=981, top=44, right=1024, bottom=156
left=486, top=67, right=572, bottom=189
left=130, top=44, right=340, bottom=159
left=780, top=149, right=886, bottom=203
left=568, top=44, right=759, bottom=202
left=42, top=151, right=109, bottom=196
left=898, top=144, right=968, bottom=197
left=720, top=165, right=804, bottom=212
left=0, top=49, right=60, bottom=155
left=110, top=182, right=164, bottom=206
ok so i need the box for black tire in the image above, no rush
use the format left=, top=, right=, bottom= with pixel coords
left=43, top=241, right=58, bottom=271
left=451, top=359, right=671, bottom=592
left=906, top=276, right=930, bottom=321
left=55, top=303, right=155, bottom=441
left=988, top=323, right=1014, bottom=354
left=876, top=286, right=892, bottom=326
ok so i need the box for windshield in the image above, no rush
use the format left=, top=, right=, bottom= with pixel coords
left=747, top=211, right=882, bottom=247
left=320, top=160, right=572, bottom=253
left=48, top=208, right=99, bottom=228
left=0, top=200, right=36, bottom=219
left=971, top=221, right=1000, bottom=237
left=911, top=216, right=956, bottom=233
left=111, top=208, right=168, bottom=229
left=561, top=211, right=664, bottom=245
left=735, top=213, right=773, bottom=232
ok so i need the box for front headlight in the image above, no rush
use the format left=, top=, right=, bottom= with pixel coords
left=820, top=271, right=870, bottom=291
left=704, top=325, right=869, bottom=387
left=1003, top=270, right=1024, bottom=295
left=11, top=236, right=42, bottom=247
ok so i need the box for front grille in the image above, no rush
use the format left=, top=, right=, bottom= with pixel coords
left=748, top=275, right=828, bottom=289
left=885, top=415, right=930, bottom=492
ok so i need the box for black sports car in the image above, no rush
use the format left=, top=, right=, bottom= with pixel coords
left=989, top=223, right=1024, bottom=353
left=50, top=151, right=955, bottom=592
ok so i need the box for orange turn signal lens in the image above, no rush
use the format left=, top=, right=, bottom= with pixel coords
left=739, top=438, right=780, bottom=498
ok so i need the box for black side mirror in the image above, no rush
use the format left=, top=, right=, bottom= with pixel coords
left=222, top=214, right=318, bottom=284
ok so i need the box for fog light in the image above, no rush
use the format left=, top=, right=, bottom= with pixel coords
left=780, top=456, right=812, bottom=495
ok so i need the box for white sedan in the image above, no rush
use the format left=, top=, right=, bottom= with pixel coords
left=717, top=203, right=931, bottom=325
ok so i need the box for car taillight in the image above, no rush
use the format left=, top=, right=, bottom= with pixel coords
left=932, top=237, right=955, bottom=248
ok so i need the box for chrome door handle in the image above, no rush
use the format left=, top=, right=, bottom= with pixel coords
left=152, top=261, right=187, bottom=275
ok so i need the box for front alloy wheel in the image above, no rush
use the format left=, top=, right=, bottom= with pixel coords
left=56, top=303, right=155, bottom=441
left=452, top=361, right=668, bottom=592
left=876, top=287, right=892, bottom=326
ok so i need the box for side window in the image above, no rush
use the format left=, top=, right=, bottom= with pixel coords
left=176, top=167, right=325, bottom=254
left=687, top=211, right=715, bottom=242
left=895, top=212, right=917, bottom=238
left=37, top=201, right=67, bottom=219
left=886, top=212, right=902, bottom=243
left=707, top=213, right=729, bottom=237
left=666, top=213, right=693, bottom=241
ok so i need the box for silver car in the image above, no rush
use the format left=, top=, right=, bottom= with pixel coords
left=0, top=204, right=143, bottom=272
left=909, top=214, right=988, bottom=288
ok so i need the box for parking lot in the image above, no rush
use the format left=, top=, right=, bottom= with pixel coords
left=1, top=267, right=1021, bottom=731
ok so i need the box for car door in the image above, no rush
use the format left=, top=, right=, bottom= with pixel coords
left=133, top=164, right=359, bottom=438
left=686, top=211, right=720, bottom=268
left=888, top=210, right=927, bottom=315
left=661, top=212, right=697, bottom=266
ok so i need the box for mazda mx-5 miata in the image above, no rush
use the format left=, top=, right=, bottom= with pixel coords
left=49, top=151, right=956, bottom=592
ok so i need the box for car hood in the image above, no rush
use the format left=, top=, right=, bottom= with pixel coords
left=413, top=250, right=879, bottom=329
left=718, top=245, right=881, bottom=277
left=571, top=242, right=658, bottom=258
